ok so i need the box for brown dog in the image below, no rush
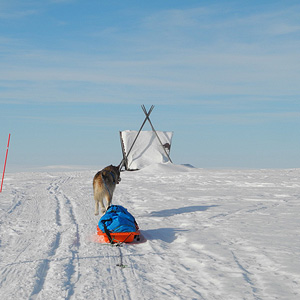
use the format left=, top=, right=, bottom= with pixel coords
left=93, top=165, right=121, bottom=215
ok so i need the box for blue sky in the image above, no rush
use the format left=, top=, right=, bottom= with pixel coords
left=0, top=0, right=299, bottom=170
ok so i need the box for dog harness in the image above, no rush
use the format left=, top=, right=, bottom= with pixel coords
left=109, top=172, right=116, bottom=183
left=101, top=171, right=117, bottom=199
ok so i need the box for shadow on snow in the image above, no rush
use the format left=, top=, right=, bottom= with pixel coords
left=142, top=228, right=187, bottom=243
left=143, top=205, right=219, bottom=243
left=150, top=205, right=219, bottom=217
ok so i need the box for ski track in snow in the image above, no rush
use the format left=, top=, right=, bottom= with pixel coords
left=0, top=166, right=300, bottom=300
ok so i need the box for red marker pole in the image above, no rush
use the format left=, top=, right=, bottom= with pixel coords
left=0, top=134, right=11, bottom=193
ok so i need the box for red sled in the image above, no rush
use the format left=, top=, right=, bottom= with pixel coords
left=96, top=225, right=141, bottom=244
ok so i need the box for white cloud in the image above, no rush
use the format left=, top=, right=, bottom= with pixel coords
left=1, top=2, right=300, bottom=105
left=0, top=9, right=38, bottom=19
left=0, top=0, right=73, bottom=20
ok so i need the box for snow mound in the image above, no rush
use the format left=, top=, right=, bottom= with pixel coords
left=139, top=162, right=195, bottom=173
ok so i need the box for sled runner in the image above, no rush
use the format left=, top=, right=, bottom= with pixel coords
left=97, top=205, right=140, bottom=244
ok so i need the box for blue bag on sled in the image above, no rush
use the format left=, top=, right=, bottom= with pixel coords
left=97, top=205, right=140, bottom=243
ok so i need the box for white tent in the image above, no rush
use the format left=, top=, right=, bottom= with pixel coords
left=120, top=130, right=173, bottom=170
left=119, top=105, right=173, bottom=171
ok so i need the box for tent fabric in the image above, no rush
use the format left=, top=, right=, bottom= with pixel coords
left=120, top=130, right=173, bottom=170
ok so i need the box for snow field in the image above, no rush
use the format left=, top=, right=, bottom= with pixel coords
left=0, top=165, right=299, bottom=299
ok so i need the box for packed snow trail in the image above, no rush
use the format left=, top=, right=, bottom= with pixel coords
left=0, top=165, right=300, bottom=299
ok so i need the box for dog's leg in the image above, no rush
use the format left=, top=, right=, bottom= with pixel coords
left=94, top=190, right=105, bottom=215
left=95, top=198, right=106, bottom=215
left=100, top=198, right=106, bottom=214
left=94, top=187, right=105, bottom=216
left=104, top=191, right=112, bottom=212
left=95, top=200, right=99, bottom=216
